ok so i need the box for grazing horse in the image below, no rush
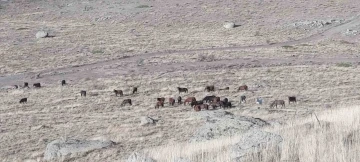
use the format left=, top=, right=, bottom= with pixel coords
left=240, top=95, right=246, bottom=103
left=177, top=87, right=188, bottom=94
left=169, top=98, right=175, bottom=106
left=270, top=100, right=285, bottom=109
left=184, top=97, right=196, bottom=105
left=61, top=80, right=66, bottom=86
left=210, top=102, right=220, bottom=109
left=256, top=97, right=263, bottom=105
left=220, top=101, right=232, bottom=109
left=24, top=82, right=29, bottom=88
left=288, top=96, right=296, bottom=104
left=121, top=99, right=132, bottom=106
left=202, top=95, right=216, bottom=103
left=19, top=98, right=27, bottom=104
left=132, top=87, right=138, bottom=94
left=177, top=96, right=182, bottom=104
left=212, top=97, right=220, bottom=103
left=33, top=83, right=41, bottom=88
left=155, top=101, right=164, bottom=109
left=237, top=85, right=248, bottom=91
left=219, top=87, right=229, bottom=91
left=205, top=85, right=215, bottom=92
left=80, top=90, right=86, bottom=97
left=199, top=104, right=209, bottom=110
left=193, top=105, right=201, bottom=112
left=190, top=101, right=204, bottom=107
left=157, top=97, right=165, bottom=102
left=114, top=90, right=123, bottom=96
left=223, top=98, right=229, bottom=103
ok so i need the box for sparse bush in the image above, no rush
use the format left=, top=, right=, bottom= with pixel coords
left=137, top=59, right=145, bottom=66
left=282, top=45, right=297, bottom=50
left=91, top=49, right=104, bottom=54
left=136, top=5, right=150, bottom=8
left=339, top=40, right=354, bottom=45
left=336, top=62, right=352, bottom=67
left=254, top=31, right=261, bottom=36
left=197, top=54, right=216, bottom=62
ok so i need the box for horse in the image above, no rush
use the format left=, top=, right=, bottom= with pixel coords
left=132, top=87, right=138, bottom=94
left=288, top=96, right=296, bottom=104
left=19, top=98, right=27, bottom=104
left=237, top=85, right=248, bottom=91
left=220, top=101, right=232, bottom=109
left=33, top=83, right=41, bottom=88
left=210, top=102, right=220, bottom=109
left=184, top=97, right=196, bottom=105
left=190, top=101, right=204, bottom=107
left=80, top=90, right=86, bottom=97
left=240, top=95, right=246, bottom=103
left=205, top=85, right=215, bottom=92
left=177, top=96, right=182, bottom=104
left=212, top=97, right=220, bottom=103
left=194, top=105, right=201, bottom=112
left=114, top=90, right=123, bottom=96
left=199, top=104, right=209, bottom=110
left=169, top=98, right=175, bottom=106
left=24, top=82, right=29, bottom=88
left=157, top=97, right=165, bottom=102
left=155, top=101, right=164, bottom=109
left=121, top=99, right=132, bottom=106
left=270, top=100, right=285, bottom=109
left=202, top=95, right=216, bottom=103
left=177, top=87, right=188, bottom=94
left=61, top=80, right=66, bottom=86
left=223, top=98, right=229, bottom=103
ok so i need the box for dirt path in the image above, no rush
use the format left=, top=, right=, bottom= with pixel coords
left=1, top=15, right=360, bottom=87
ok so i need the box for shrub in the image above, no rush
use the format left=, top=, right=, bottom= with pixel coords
left=136, top=5, right=150, bottom=8
left=336, top=62, right=352, bottom=67
left=197, top=54, right=216, bottom=62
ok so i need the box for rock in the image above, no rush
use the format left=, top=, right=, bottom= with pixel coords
left=36, top=31, right=48, bottom=38
left=173, top=157, right=192, bottom=162
left=127, top=152, right=156, bottom=162
left=44, top=138, right=115, bottom=161
left=231, top=130, right=283, bottom=162
left=223, top=22, right=235, bottom=29
left=140, top=116, right=156, bottom=126
left=190, top=110, right=269, bottom=142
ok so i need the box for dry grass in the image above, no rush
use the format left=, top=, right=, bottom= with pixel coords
left=145, top=105, right=360, bottom=162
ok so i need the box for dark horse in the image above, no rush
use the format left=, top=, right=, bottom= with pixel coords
left=205, top=85, right=215, bottom=92
left=288, top=96, right=296, bottom=104
left=121, top=99, right=132, bottom=106
left=270, top=100, right=285, bottom=109
left=177, top=87, right=188, bottom=93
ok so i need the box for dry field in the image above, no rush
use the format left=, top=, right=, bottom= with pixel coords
left=1, top=0, right=360, bottom=161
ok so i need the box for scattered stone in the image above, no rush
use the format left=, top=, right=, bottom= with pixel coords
left=231, top=130, right=283, bottom=162
left=140, top=116, right=157, bottom=126
left=44, top=138, right=115, bottom=161
left=344, top=29, right=358, bottom=36
left=127, top=152, right=156, bottom=162
left=223, top=22, right=235, bottom=29
left=35, top=31, right=48, bottom=38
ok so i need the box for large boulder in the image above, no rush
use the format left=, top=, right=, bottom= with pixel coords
left=127, top=152, right=156, bottom=162
left=231, top=130, right=283, bottom=162
left=190, top=110, right=269, bottom=142
left=44, top=138, right=115, bottom=161
left=36, top=31, right=48, bottom=38
left=223, top=22, right=235, bottom=29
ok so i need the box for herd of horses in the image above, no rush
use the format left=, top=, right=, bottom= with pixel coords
left=12, top=81, right=297, bottom=111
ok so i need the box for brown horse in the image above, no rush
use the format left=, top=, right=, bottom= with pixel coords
left=132, top=87, right=138, bottom=94
left=194, top=105, right=201, bottom=112
left=270, top=100, right=285, bottom=109
left=155, top=101, right=164, bottom=109
left=114, top=89, right=123, bottom=96
left=169, top=98, right=175, bottom=106
left=157, top=97, right=165, bottom=102
left=177, top=87, right=188, bottom=93
left=205, top=85, right=215, bottom=92
left=121, top=99, right=132, bottom=106
left=212, top=97, right=220, bottom=103
left=237, top=85, right=248, bottom=91
left=184, top=97, right=196, bottom=105
left=199, top=104, right=209, bottom=110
